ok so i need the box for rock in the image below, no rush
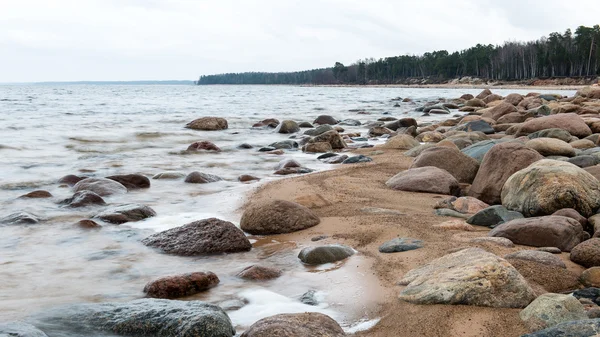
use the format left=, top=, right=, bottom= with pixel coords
left=521, top=318, right=600, bottom=337
left=568, top=155, right=597, bottom=168
left=0, top=322, right=48, bottom=337
left=19, top=190, right=52, bottom=198
left=298, top=244, right=355, bottom=265
left=460, top=94, right=475, bottom=100
left=469, top=142, right=543, bottom=204
left=240, top=313, right=345, bottom=337
left=269, top=140, right=299, bottom=150
left=276, top=120, right=300, bottom=134
left=505, top=250, right=566, bottom=268
left=275, top=159, right=301, bottom=170
left=505, top=93, right=524, bottom=106
left=303, top=142, right=332, bottom=153
left=405, top=143, right=437, bottom=157
left=185, top=117, right=228, bottom=131
left=34, top=299, right=235, bottom=337
left=577, top=86, right=600, bottom=99
left=378, top=134, right=419, bottom=149
left=237, top=265, right=282, bottom=280
left=398, top=248, right=536, bottom=308
left=342, top=155, right=372, bottom=164
left=239, top=174, right=259, bottom=182
left=456, top=120, right=495, bottom=134
left=152, top=171, right=186, bottom=180
left=497, top=112, right=532, bottom=124
left=142, top=218, right=252, bottom=256
left=450, top=196, right=489, bottom=214
left=186, top=141, right=221, bottom=152
left=238, top=143, right=253, bottom=149
left=501, top=160, right=600, bottom=217
left=466, top=98, right=487, bottom=107
left=106, top=174, right=150, bottom=190
left=479, top=102, right=517, bottom=121
left=570, top=238, right=600, bottom=268
left=466, top=205, right=524, bottom=227
left=299, top=290, right=319, bottom=306
left=489, top=216, right=584, bottom=252
left=379, top=238, right=423, bottom=253
left=538, top=247, right=563, bottom=254
left=0, top=212, right=40, bottom=225
left=461, top=139, right=507, bottom=163
left=60, top=191, right=106, bottom=208
left=322, top=154, right=348, bottom=164
left=368, top=126, right=394, bottom=137
left=573, top=288, right=600, bottom=305
left=520, top=293, right=588, bottom=332
left=308, top=130, right=346, bottom=149
left=73, top=177, right=127, bottom=197
left=184, top=171, right=223, bottom=184
left=432, top=219, right=476, bottom=231
left=274, top=167, right=314, bottom=175
left=528, top=128, right=573, bottom=143
left=469, top=237, right=515, bottom=247
left=95, top=204, right=156, bottom=224
left=339, top=119, right=361, bottom=126
left=410, top=147, right=479, bottom=184
left=240, top=200, right=320, bottom=235
left=143, top=272, right=220, bottom=299
left=552, top=208, right=588, bottom=228
left=514, top=113, right=592, bottom=138
left=526, top=138, right=576, bottom=157
left=303, top=124, right=333, bottom=136
left=476, top=89, right=493, bottom=99
left=313, top=115, right=338, bottom=125
left=58, top=174, right=85, bottom=186
left=570, top=139, right=596, bottom=150
left=416, top=131, right=445, bottom=143
left=253, top=118, right=280, bottom=128
left=581, top=267, right=600, bottom=287
left=76, top=219, right=100, bottom=229
left=434, top=208, right=471, bottom=219
left=386, top=166, right=460, bottom=196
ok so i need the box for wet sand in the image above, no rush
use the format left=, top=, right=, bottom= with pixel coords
left=241, top=147, right=586, bottom=336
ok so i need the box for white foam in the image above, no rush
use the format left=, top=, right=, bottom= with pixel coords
left=228, top=288, right=338, bottom=328
left=345, top=318, right=381, bottom=334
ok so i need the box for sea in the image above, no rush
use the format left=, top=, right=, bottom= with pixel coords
left=0, top=84, right=577, bottom=334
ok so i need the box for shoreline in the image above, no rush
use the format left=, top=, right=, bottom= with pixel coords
left=299, top=83, right=590, bottom=90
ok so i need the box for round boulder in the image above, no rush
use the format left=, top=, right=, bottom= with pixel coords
left=526, top=138, right=576, bottom=157
left=106, top=174, right=151, bottom=190
left=73, top=177, right=127, bottom=197
left=237, top=265, right=282, bottom=280
left=410, top=147, right=480, bottom=183
left=313, top=115, right=338, bottom=125
left=276, top=120, right=300, bottom=134
left=298, top=244, right=355, bottom=265
left=570, top=238, right=600, bottom=268
left=386, top=166, right=460, bottom=196
left=143, top=272, right=219, bottom=299
left=240, top=313, right=345, bottom=337
left=185, top=117, right=228, bottom=131
left=240, top=200, right=320, bottom=235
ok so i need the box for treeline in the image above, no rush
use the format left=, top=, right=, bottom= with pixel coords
left=198, top=25, right=600, bottom=85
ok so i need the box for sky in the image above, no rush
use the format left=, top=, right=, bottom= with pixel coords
left=0, top=0, right=598, bottom=82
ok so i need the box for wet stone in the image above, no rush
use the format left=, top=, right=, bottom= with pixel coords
left=0, top=212, right=40, bottom=225
left=342, top=155, right=373, bottom=164
left=379, top=238, right=423, bottom=253
left=300, top=290, right=319, bottom=306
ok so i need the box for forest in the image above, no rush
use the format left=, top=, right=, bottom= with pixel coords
left=197, top=25, right=600, bottom=85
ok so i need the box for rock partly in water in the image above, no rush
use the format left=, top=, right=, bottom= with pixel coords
left=342, top=155, right=373, bottom=164
left=143, top=272, right=220, bottom=299
left=240, top=200, right=320, bottom=235
left=95, top=204, right=157, bottom=224
left=240, top=312, right=345, bottom=337
left=399, top=248, right=536, bottom=308
left=184, top=171, right=223, bottom=184
left=185, top=117, right=228, bottom=131
left=379, top=238, right=423, bottom=253
left=152, top=172, right=186, bottom=180
left=298, top=244, right=355, bottom=265
left=106, top=174, right=151, bottom=190
left=237, top=265, right=282, bottom=281
left=520, top=293, right=588, bottom=332
left=186, top=141, right=222, bottom=152
left=276, top=120, right=300, bottom=134
left=0, top=322, right=48, bottom=337
left=19, top=190, right=52, bottom=199
left=0, top=212, right=40, bottom=225
left=73, top=177, right=128, bottom=197
left=61, top=191, right=106, bottom=208
left=142, top=218, right=252, bottom=256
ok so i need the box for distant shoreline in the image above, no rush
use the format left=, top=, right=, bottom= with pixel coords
left=298, top=83, right=589, bottom=90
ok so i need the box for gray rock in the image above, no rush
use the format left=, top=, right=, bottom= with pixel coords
left=528, top=128, right=573, bottom=142
left=298, top=244, right=355, bottom=265
left=521, top=318, right=600, bottom=337
left=456, top=120, right=495, bottom=134
left=461, top=140, right=507, bottom=162
left=342, top=155, right=372, bottom=164
left=520, top=293, right=588, bottom=333
left=505, top=250, right=567, bottom=268
left=32, top=299, right=235, bottom=337
left=339, top=119, right=361, bottom=126
left=434, top=208, right=471, bottom=219
left=269, top=140, right=299, bottom=150
left=379, top=238, right=423, bottom=253
left=276, top=120, right=300, bottom=134
left=466, top=205, right=524, bottom=228
left=0, top=211, right=40, bottom=225
left=322, top=155, right=348, bottom=164
left=95, top=204, right=157, bottom=224
left=60, top=191, right=106, bottom=208
left=184, top=172, right=223, bottom=184
left=0, top=322, right=48, bottom=337
left=300, top=290, right=319, bottom=306
left=73, top=177, right=127, bottom=197
left=240, top=313, right=344, bottom=337
left=567, top=155, right=598, bottom=168
left=303, top=125, right=333, bottom=136
left=152, top=171, right=186, bottom=180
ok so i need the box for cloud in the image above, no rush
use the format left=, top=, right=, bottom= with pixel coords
left=0, top=0, right=597, bottom=81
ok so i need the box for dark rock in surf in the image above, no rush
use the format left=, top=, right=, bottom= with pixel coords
left=106, top=174, right=151, bottom=190
left=143, top=272, right=220, bottom=299
left=95, top=204, right=156, bottom=224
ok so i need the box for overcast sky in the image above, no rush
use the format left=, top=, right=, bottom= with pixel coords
left=0, top=0, right=598, bottom=82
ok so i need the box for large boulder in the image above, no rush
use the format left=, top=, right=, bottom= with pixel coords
left=505, top=93, right=524, bottom=106
left=95, top=204, right=157, bottom=224
left=570, top=238, right=600, bottom=268
left=240, top=313, right=345, bottom=337
left=386, top=166, right=460, bottom=196
left=577, top=86, right=600, bottom=99
left=520, top=293, right=587, bottom=332
left=526, top=138, right=576, bottom=157
left=142, top=218, right=252, bottom=256
left=469, top=142, right=543, bottom=205
left=313, top=115, right=338, bottom=125
left=240, top=200, right=320, bottom=235
left=461, top=139, right=508, bottom=163
left=60, top=191, right=106, bottom=208
left=73, top=177, right=127, bottom=197
left=528, top=128, right=572, bottom=142
left=466, top=205, right=524, bottom=227
left=33, top=299, right=235, bottom=337
left=410, top=147, right=480, bottom=183
left=307, top=130, right=346, bottom=149
left=501, top=160, right=600, bottom=217
left=521, top=319, right=600, bottom=337
left=489, top=216, right=585, bottom=252
left=276, top=120, right=300, bottom=134
left=514, top=113, right=592, bottom=138
left=298, top=244, right=355, bottom=265
left=143, top=272, right=220, bottom=299
left=480, top=102, right=518, bottom=121
left=398, top=248, right=536, bottom=308
left=378, top=135, right=420, bottom=150
left=185, top=117, right=228, bottom=131
left=0, top=322, right=48, bottom=337
left=106, top=174, right=150, bottom=190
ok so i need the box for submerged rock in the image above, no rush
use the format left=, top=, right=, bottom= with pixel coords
left=0, top=322, right=48, bottom=337
left=0, top=212, right=40, bottom=225
left=73, top=177, right=127, bottom=197
left=240, top=312, right=345, bottom=337
left=237, top=265, right=282, bottom=280
left=143, top=272, right=220, bottom=299
left=184, top=171, right=223, bottom=184
left=152, top=171, right=186, bottom=180
left=95, top=204, right=157, bottom=224
left=142, top=218, right=251, bottom=256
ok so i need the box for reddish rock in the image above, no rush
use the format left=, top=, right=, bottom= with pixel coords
left=185, top=117, right=228, bottom=131
left=570, top=238, right=600, bottom=268
left=386, top=166, right=460, bottom=196
left=476, top=89, right=493, bottom=99
left=514, top=113, right=592, bottom=138
left=106, top=174, right=150, bottom=190
left=143, top=272, right=220, bottom=299
left=58, top=174, right=86, bottom=187
left=241, top=200, right=320, bottom=235
left=184, top=172, right=223, bottom=184
left=504, top=93, right=524, bottom=106
left=276, top=159, right=301, bottom=170
left=480, top=102, right=517, bottom=121
left=76, top=219, right=101, bottom=229
left=240, top=313, right=345, bottom=337
left=552, top=208, right=588, bottom=229
left=19, top=190, right=52, bottom=198
left=410, top=147, right=480, bottom=184
left=253, top=118, right=280, bottom=128
left=239, top=174, right=260, bottom=182
left=237, top=265, right=282, bottom=280
left=186, top=141, right=221, bottom=152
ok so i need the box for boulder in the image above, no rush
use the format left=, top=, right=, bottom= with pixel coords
left=489, top=216, right=584, bottom=252
left=461, top=139, right=507, bottom=163
left=505, top=250, right=566, bottom=268
left=0, top=322, right=48, bottom=337
left=308, top=130, right=346, bottom=149
left=342, top=155, right=373, bottom=164
left=552, top=208, right=588, bottom=228
left=577, top=86, right=600, bottom=99
left=581, top=267, right=600, bottom=287
left=410, top=147, right=479, bottom=183
left=269, top=140, right=299, bottom=150
left=240, top=313, right=345, bottom=337
left=240, top=200, right=320, bottom=235
left=526, top=138, right=576, bottom=157
left=466, top=205, right=524, bottom=227
left=379, top=238, right=423, bottom=253
left=275, top=159, right=301, bottom=170
left=520, top=293, right=587, bottom=332
left=398, top=248, right=536, bottom=308
left=73, top=177, right=127, bottom=197
left=570, top=238, right=600, bottom=268
left=77, top=220, right=101, bottom=229
left=416, top=131, right=445, bottom=143
left=253, top=118, right=280, bottom=128
left=185, top=117, right=228, bottom=131
left=568, top=155, right=597, bottom=168
left=505, top=93, right=524, bottom=106
left=143, top=272, right=219, bottom=299
left=239, top=174, right=260, bottom=182
left=186, top=141, right=221, bottom=152
left=501, top=160, right=600, bottom=217
left=95, top=204, right=156, bottom=224
left=570, top=139, right=596, bottom=150
left=184, top=172, right=223, bottom=184
left=514, top=113, right=592, bottom=138
left=476, top=89, right=493, bottom=99
left=19, top=190, right=52, bottom=198
left=298, top=244, right=355, bottom=265
left=455, top=120, right=495, bottom=134
left=303, top=124, right=333, bottom=136
left=405, top=143, right=437, bottom=157
left=469, top=142, right=543, bottom=204
left=521, top=319, right=600, bottom=337
left=368, top=126, right=394, bottom=137
left=480, top=102, right=518, bottom=121
left=528, top=128, right=573, bottom=142
left=386, top=166, right=460, bottom=196
left=303, top=142, right=332, bottom=153
left=237, top=265, right=282, bottom=280
left=142, top=218, right=252, bottom=256
left=0, top=212, right=40, bottom=225
left=313, top=115, right=338, bottom=125
left=276, top=120, right=300, bottom=134
left=60, top=191, right=106, bottom=208
left=33, top=299, right=235, bottom=337
left=106, top=174, right=150, bottom=190
left=152, top=172, right=186, bottom=180
left=58, top=174, right=86, bottom=186
left=497, top=112, right=532, bottom=124
left=378, top=135, right=419, bottom=150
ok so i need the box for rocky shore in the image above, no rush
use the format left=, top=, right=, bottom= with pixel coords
left=3, top=84, right=600, bottom=336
